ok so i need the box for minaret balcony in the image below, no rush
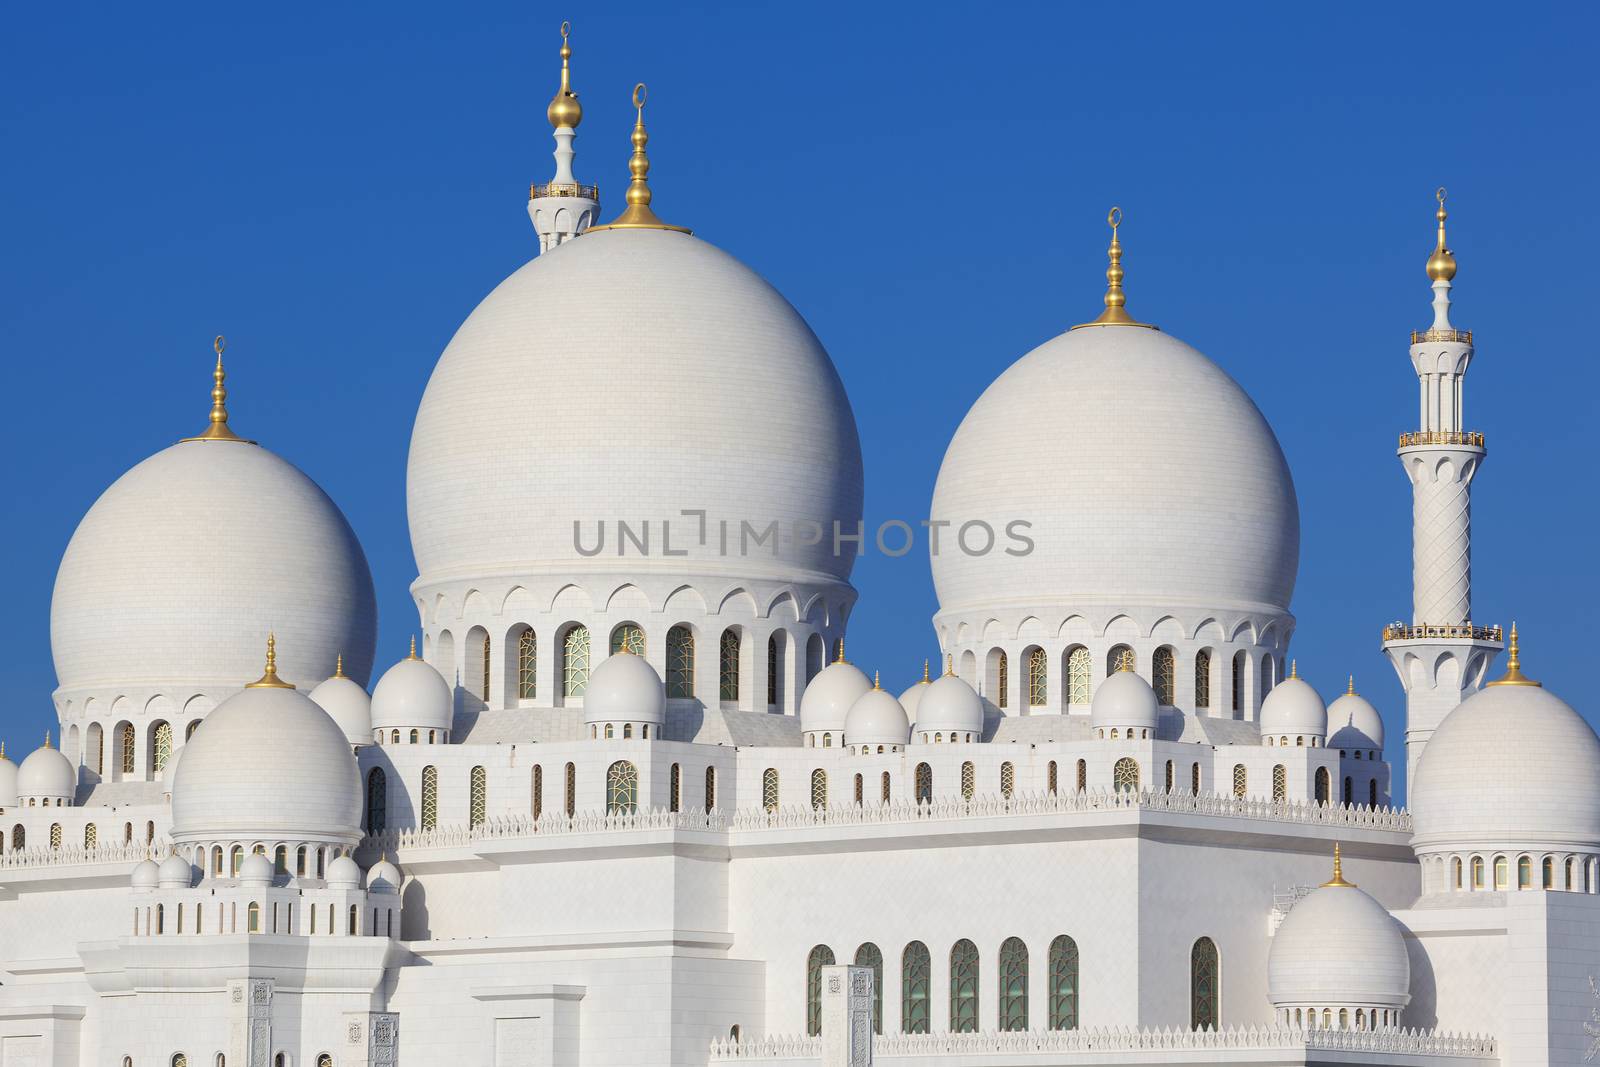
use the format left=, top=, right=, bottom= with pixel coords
left=530, top=181, right=599, bottom=201
left=1397, top=430, right=1484, bottom=448
left=1381, top=622, right=1502, bottom=643
left=1410, top=328, right=1473, bottom=344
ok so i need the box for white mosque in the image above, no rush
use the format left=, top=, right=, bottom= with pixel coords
left=0, top=23, right=1591, bottom=1067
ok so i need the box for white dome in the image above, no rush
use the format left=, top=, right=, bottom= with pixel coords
left=898, top=671, right=932, bottom=725
left=931, top=325, right=1298, bottom=620
left=584, top=652, right=666, bottom=726
left=1412, top=681, right=1600, bottom=854
left=51, top=439, right=377, bottom=698
left=914, top=673, right=984, bottom=738
left=408, top=227, right=863, bottom=590
left=239, top=852, right=274, bottom=888
left=368, top=857, right=403, bottom=893
left=370, top=654, right=453, bottom=735
left=1329, top=686, right=1384, bottom=750
left=327, top=854, right=362, bottom=889
left=1091, top=670, right=1159, bottom=734
left=131, top=859, right=160, bottom=891
left=799, top=660, right=872, bottom=736
left=1260, top=675, right=1328, bottom=740
left=0, top=751, right=16, bottom=808
left=171, top=683, right=362, bottom=845
left=309, top=671, right=374, bottom=745
left=157, top=853, right=193, bottom=889
left=17, top=741, right=75, bottom=801
left=845, top=686, right=910, bottom=748
left=1268, top=879, right=1410, bottom=1011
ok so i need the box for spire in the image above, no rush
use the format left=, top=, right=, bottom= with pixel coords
left=246, top=632, right=295, bottom=689
left=945, top=654, right=955, bottom=677
left=43, top=730, right=51, bottom=750
left=546, top=21, right=583, bottom=131
left=921, top=659, right=931, bottom=684
left=1487, top=622, right=1540, bottom=687
left=1427, top=187, right=1456, bottom=282
left=873, top=670, right=881, bottom=690
left=1289, top=659, right=1299, bottom=679
left=180, top=335, right=254, bottom=444
left=588, top=83, right=691, bottom=234
left=1322, top=842, right=1356, bottom=888
left=836, top=637, right=846, bottom=665
left=408, top=635, right=419, bottom=661
left=1347, top=674, right=1355, bottom=695
left=335, top=653, right=345, bottom=679
left=1, top=742, right=6, bottom=759
left=1073, top=207, right=1156, bottom=330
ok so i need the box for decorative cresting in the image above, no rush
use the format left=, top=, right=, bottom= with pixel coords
left=1485, top=622, right=1539, bottom=688
left=245, top=633, right=294, bottom=690
left=180, top=335, right=254, bottom=444
left=588, top=83, right=691, bottom=234
left=1073, top=207, right=1156, bottom=330
left=1322, top=842, right=1355, bottom=888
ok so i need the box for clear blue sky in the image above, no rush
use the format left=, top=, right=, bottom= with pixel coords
left=2, top=3, right=1596, bottom=801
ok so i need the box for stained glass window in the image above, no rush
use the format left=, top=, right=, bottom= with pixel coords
left=1048, top=934, right=1079, bottom=1030
left=666, top=625, right=695, bottom=698
left=881, top=771, right=891, bottom=804
left=1067, top=646, right=1091, bottom=705
left=1191, top=937, right=1219, bottom=1030
left=607, top=760, right=638, bottom=815
left=720, top=630, right=741, bottom=702
left=901, top=941, right=931, bottom=1033
left=1047, top=760, right=1058, bottom=795
left=949, top=939, right=979, bottom=1032
left=562, top=625, right=591, bottom=698
left=481, top=633, right=491, bottom=701
left=855, top=942, right=884, bottom=1033
left=1192, top=763, right=1201, bottom=793
left=998, top=936, right=1028, bottom=1030
left=1315, top=767, right=1330, bottom=804
left=518, top=629, right=536, bottom=700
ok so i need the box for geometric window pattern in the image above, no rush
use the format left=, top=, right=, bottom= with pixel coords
left=469, top=766, right=487, bottom=828
left=153, top=722, right=172, bottom=774
left=949, top=939, right=980, bottom=1032
left=854, top=942, right=884, bottom=1034
left=901, top=940, right=931, bottom=1034
left=763, top=768, right=780, bottom=813
left=1066, top=646, right=1091, bottom=705
left=1272, top=764, right=1287, bottom=801
left=518, top=629, right=537, bottom=700
left=806, top=945, right=835, bottom=1036
left=562, top=625, right=591, bottom=698
left=669, top=763, right=681, bottom=813
left=606, top=760, right=639, bottom=815
left=1114, top=757, right=1139, bottom=793
left=997, top=936, right=1028, bottom=1031
left=1108, top=645, right=1135, bottom=674
left=610, top=623, right=645, bottom=657
left=49, top=823, right=62, bottom=849
left=1048, top=934, right=1079, bottom=1030
left=1194, top=648, right=1211, bottom=709
left=915, top=763, right=933, bottom=804
left=84, top=822, right=97, bottom=849
left=481, top=633, right=491, bottom=702
left=666, top=625, right=695, bottom=698
left=961, top=761, right=975, bottom=801
left=995, top=651, right=1009, bottom=710
left=1153, top=646, right=1176, bottom=706
left=1000, top=762, right=1015, bottom=799
left=420, top=766, right=438, bottom=830
left=810, top=768, right=828, bottom=811
left=1315, top=767, right=1331, bottom=805
left=565, top=762, right=576, bottom=818
left=1027, top=647, right=1047, bottom=707
left=532, top=764, right=543, bottom=821
left=705, top=765, right=717, bottom=811
left=1190, top=936, right=1219, bottom=1031
left=1232, top=764, right=1247, bottom=798
left=720, top=629, right=741, bottom=702
left=120, top=723, right=136, bottom=775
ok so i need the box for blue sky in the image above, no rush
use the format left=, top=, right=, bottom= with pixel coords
left=2, top=3, right=1596, bottom=800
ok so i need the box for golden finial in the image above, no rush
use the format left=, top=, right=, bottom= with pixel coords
left=1427, top=187, right=1457, bottom=282
left=1289, top=659, right=1298, bottom=679
left=873, top=670, right=881, bottom=690
left=181, top=335, right=254, bottom=444
left=1117, top=655, right=1134, bottom=673
left=1347, top=674, right=1355, bottom=695
left=944, top=653, right=955, bottom=677
left=246, top=632, right=295, bottom=689
left=408, top=635, right=419, bottom=661
left=1487, top=622, right=1540, bottom=687
left=334, top=653, right=345, bottom=679
left=547, top=21, right=583, bottom=130
left=588, top=83, right=692, bottom=234
left=1, top=742, right=6, bottom=759
left=1322, top=842, right=1356, bottom=888
left=836, top=637, right=846, bottom=665
left=1074, top=207, right=1156, bottom=330
left=43, top=730, right=51, bottom=750
left=921, top=659, right=931, bottom=684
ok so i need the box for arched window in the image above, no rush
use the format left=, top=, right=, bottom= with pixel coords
left=390, top=730, right=399, bottom=744
left=564, top=762, right=576, bottom=817
left=762, top=768, right=780, bottom=813
left=531, top=765, right=543, bottom=820
left=10, top=825, right=21, bottom=850
left=408, top=728, right=419, bottom=745
left=1452, top=856, right=1464, bottom=889
left=247, top=902, right=261, bottom=934
left=961, top=762, right=975, bottom=800
left=1260, top=654, right=1274, bottom=698
left=517, top=629, right=537, bottom=700
left=172, top=1055, right=188, bottom=1067
left=1048, top=934, right=1079, bottom=1030
left=1369, top=779, right=1379, bottom=807
left=669, top=763, right=681, bottom=812
left=1314, top=767, right=1330, bottom=805
left=806, top=945, right=834, bottom=1036
left=853, top=773, right=864, bottom=805
left=1108, top=645, right=1136, bottom=674
left=561, top=625, right=590, bottom=698
left=84, top=823, right=97, bottom=849
left=1153, top=646, right=1176, bottom=705
left=622, top=723, right=633, bottom=740
left=901, top=940, right=931, bottom=1034
left=995, top=650, right=1009, bottom=709
left=1567, top=857, right=1577, bottom=891
left=810, top=768, right=828, bottom=810
left=1066, top=646, right=1091, bottom=706
left=949, top=939, right=980, bottom=1032
left=719, top=629, right=742, bottom=702
left=855, top=942, right=884, bottom=1033
left=49, top=823, right=61, bottom=849
left=1114, top=757, right=1139, bottom=793
left=704, top=766, right=717, bottom=811
left=365, top=767, right=387, bottom=834
left=1048, top=760, right=1059, bottom=795
left=1191, top=762, right=1202, bottom=793
left=153, top=721, right=173, bottom=773
left=607, top=761, right=639, bottom=815
left=768, top=634, right=781, bottom=707
left=1231, top=651, right=1245, bottom=713
left=1232, top=764, right=1247, bottom=798
left=610, top=623, right=645, bottom=657
left=1542, top=856, right=1555, bottom=889
left=420, top=766, right=438, bottom=830
left=998, top=936, right=1028, bottom=1030
left=318, top=1056, right=333, bottom=1067
left=1517, top=854, right=1533, bottom=889
left=1194, top=649, right=1212, bottom=709
left=915, top=763, right=933, bottom=804
left=882, top=771, right=891, bottom=804
left=604, top=724, right=614, bottom=740
left=1272, top=764, right=1287, bottom=801
left=1190, top=937, right=1219, bottom=1030
left=1026, top=646, right=1047, bottom=707
left=666, top=625, right=695, bottom=698
left=1471, top=854, right=1485, bottom=888
left=1000, top=762, right=1015, bottom=799
left=1077, top=759, right=1088, bottom=792
left=120, top=722, right=136, bottom=774
left=470, top=766, right=487, bottom=828
left=1343, top=776, right=1353, bottom=805
left=480, top=631, right=492, bottom=702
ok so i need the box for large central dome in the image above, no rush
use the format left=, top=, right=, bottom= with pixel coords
left=407, top=227, right=864, bottom=589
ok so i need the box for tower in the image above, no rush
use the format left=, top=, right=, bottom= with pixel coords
left=528, top=21, right=599, bottom=252
left=1382, top=189, right=1502, bottom=787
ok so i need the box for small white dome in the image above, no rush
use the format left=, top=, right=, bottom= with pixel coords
left=799, top=660, right=872, bottom=736
left=845, top=685, right=910, bottom=748
left=17, top=740, right=75, bottom=801
left=172, top=682, right=362, bottom=846
left=1412, top=677, right=1600, bottom=855
left=1091, top=670, right=1159, bottom=734
left=0, top=749, right=19, bottom=808
left=915, top=672, right=984, bottom=739
left=368, top=857, right=403, bottom=894
left=327, top=854, right=362, bottom=889
left=157, top=853, right=194, bottom=889
left=1260, top=673, right=1328, bottom=740
left=1268, top=870, right=1410, bottom=1012
left=898, top=670, right=932, bottom=724
left=131, top=859, right=160, bottom=890
left=309, top=670, right=374, bottom=745
left=239, top=852, right=274, bottom=888
left=370, top=652, right=453, bottom=735
left=583, top=652, right=666, bottom=726
left=1328, top=684, right=1384, bottom=750
left=160, top=745, right=182, bottom=795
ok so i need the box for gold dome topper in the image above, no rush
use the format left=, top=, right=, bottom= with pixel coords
left=1486, top=622, right=1540, bottom=687
left=246, top=632, right=296, bottom=690
left=1073, top=207, right=1157, bottom=331
left=547, top=21, right=583, bottom=130
left=1321, top=842, right=1356, bottom=888
left=181, top=335, right=256, bottom=444
left=1427, top=187, right=1457, bottom=282
left=588, top=83, right=692, bottom=234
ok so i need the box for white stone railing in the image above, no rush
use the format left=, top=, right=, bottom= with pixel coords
left=0, top=842, right=161, bottom=871
left=364, top=789, right=1410, bottom=855
left=708, top=1026, right=1496, bottom=1061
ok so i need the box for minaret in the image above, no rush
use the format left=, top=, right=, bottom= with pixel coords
left=1382, top=189, right=1502, bottom=787
left=528, top=21, right=599, bottom=252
